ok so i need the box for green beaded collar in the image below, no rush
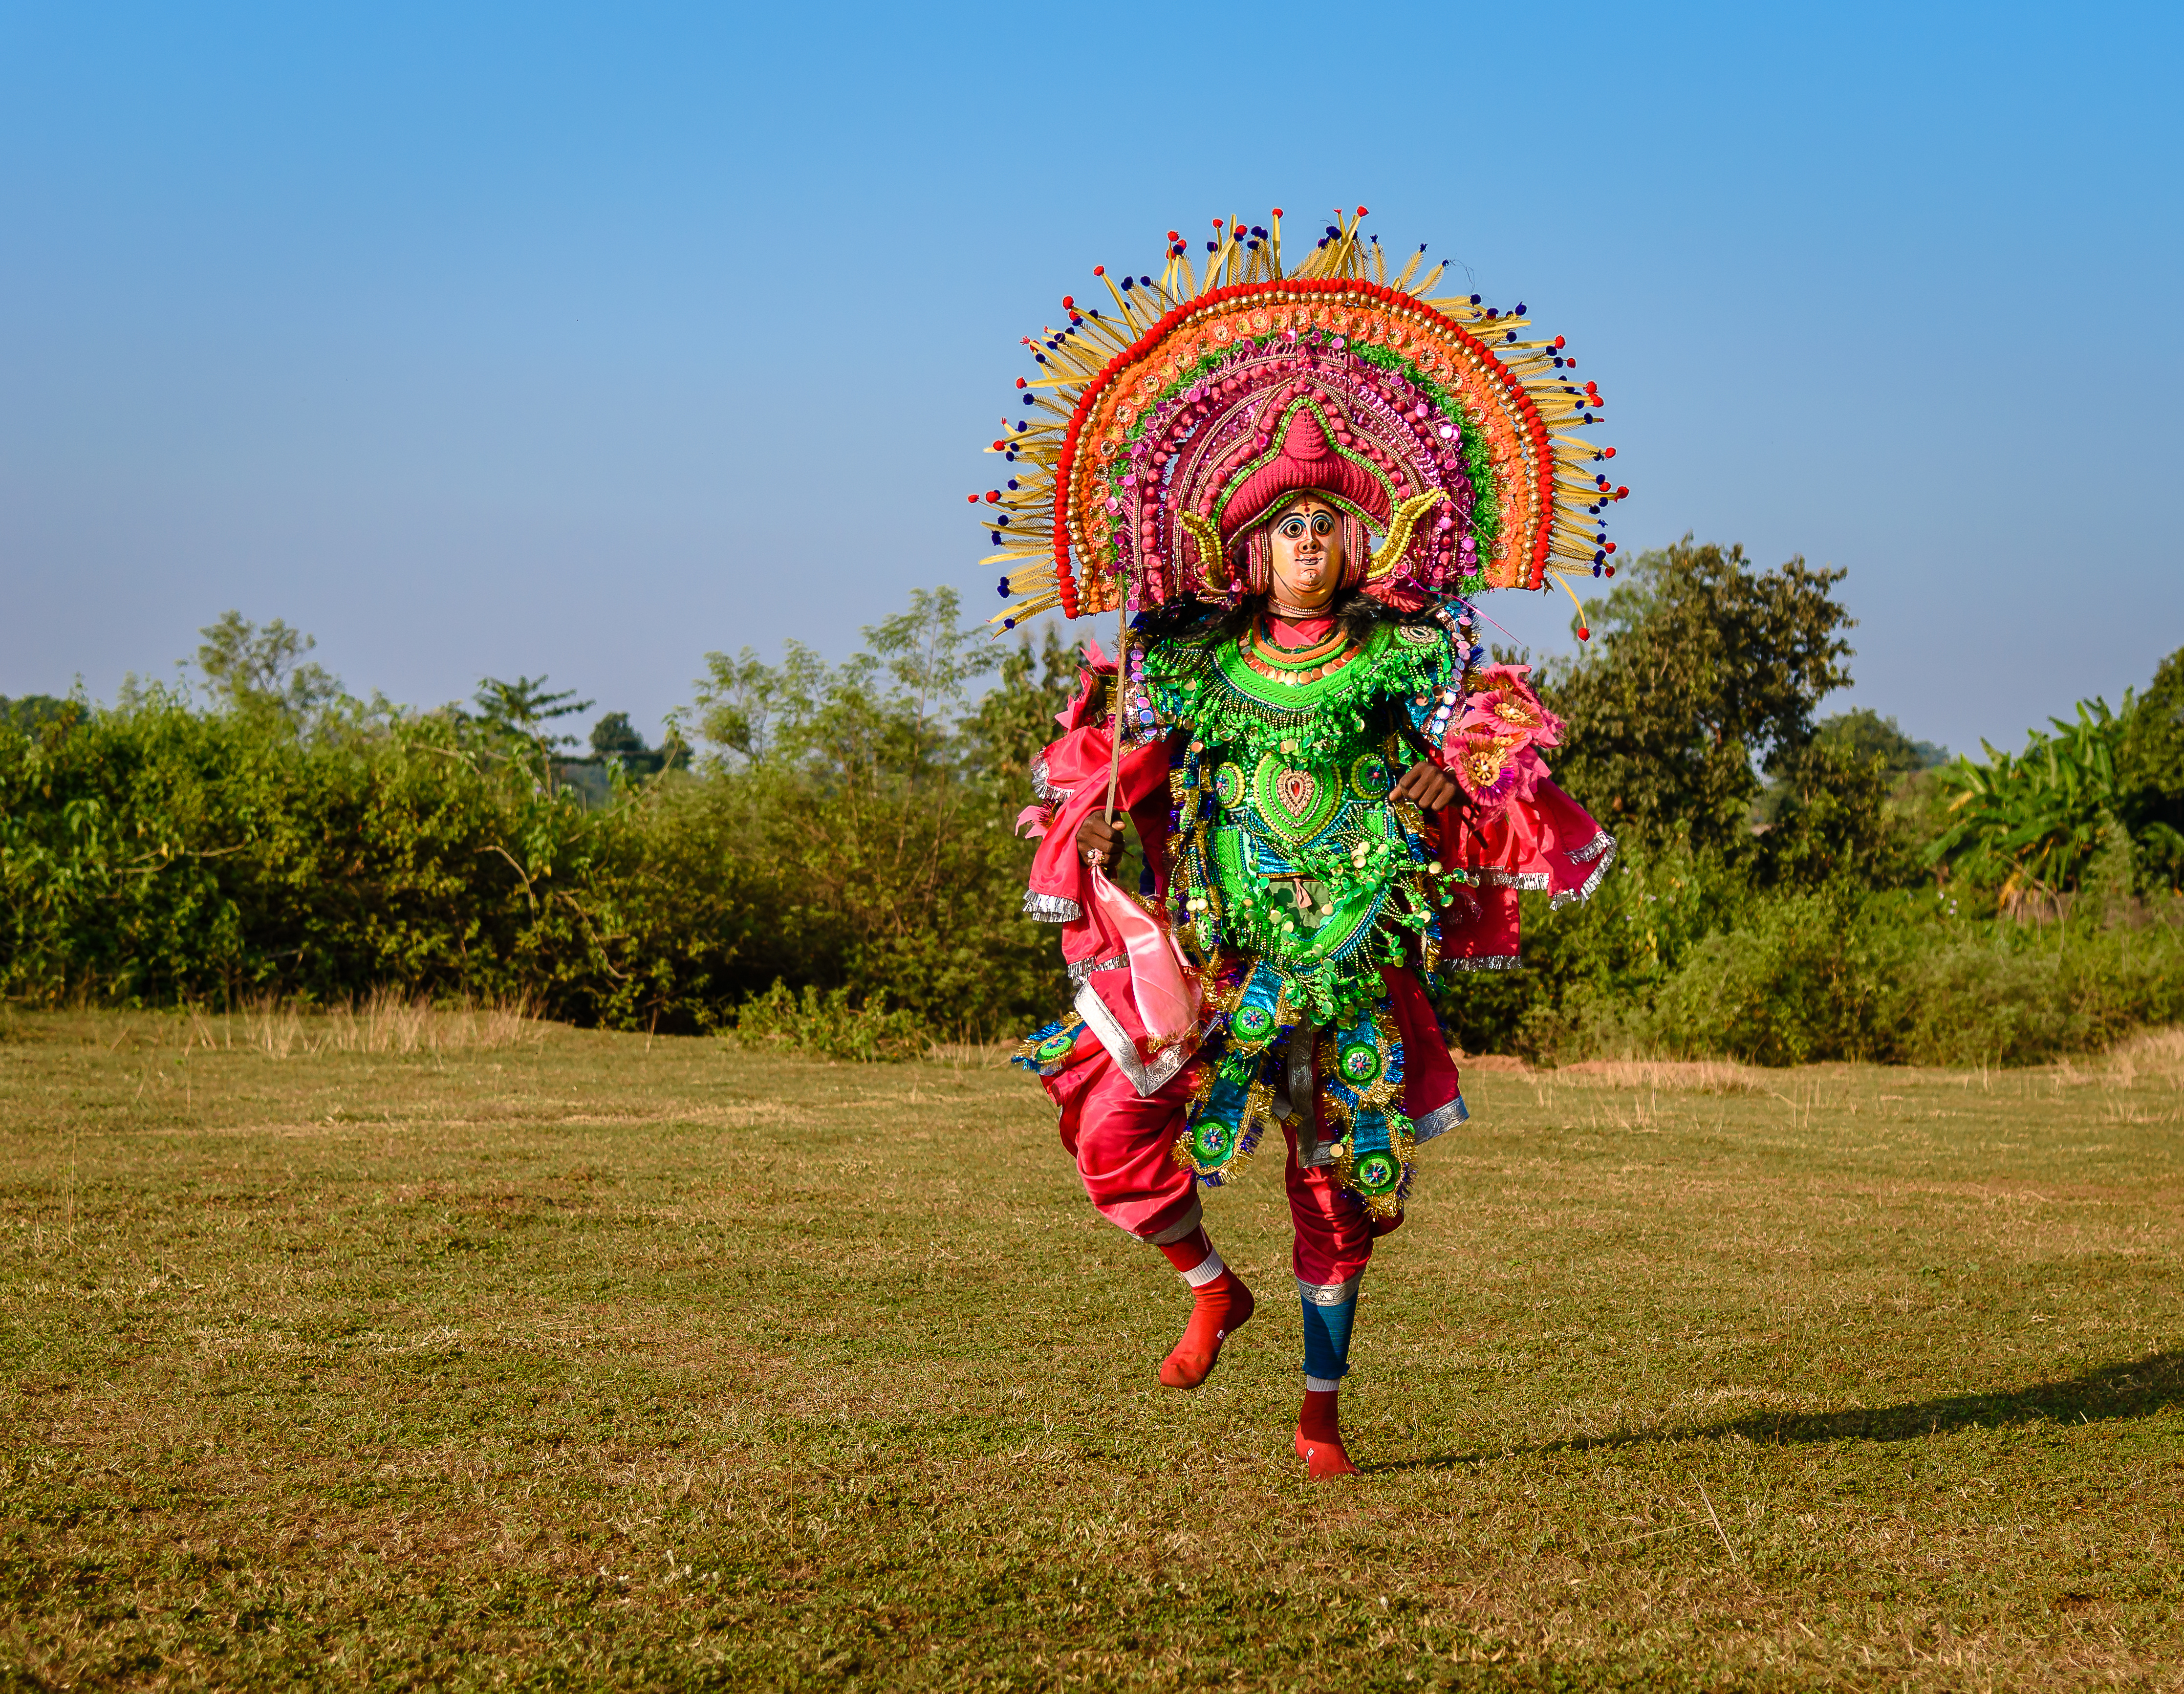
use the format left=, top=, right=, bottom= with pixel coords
left=1145, top=619, right=1449, bottom=759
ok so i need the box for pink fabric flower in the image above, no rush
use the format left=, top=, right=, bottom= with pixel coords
left=1444, top=665, right=1562, bottom=809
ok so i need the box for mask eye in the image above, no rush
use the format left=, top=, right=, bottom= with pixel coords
left=1311, top=512, right=1336, bottom=536
left=1278, top=517, right=1306, bottom=538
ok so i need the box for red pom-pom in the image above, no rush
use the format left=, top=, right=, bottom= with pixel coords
left=1356, top=205, right=1368, bottom=216
left=1061, top=294, right=1074, bottom=308
left=1604, top=566, right=1617, bottom=578
left=1554, top=336, right=1565, bottom=348
left=991, top=440, right=1005, bottom=451
left=985, top=491, right=1001, bottom=504
left=1603, top=446, right=1617, bottom=458
left=1093, top=265, right=1105, bottom=276
left=1577, top=627, right=1591, bottom=641
left=1167, top=231, right=1178, bottom=241
left=1271, top=207, right=1283, bottom=217
left=967, top=494, right=978, bottom=502
left=1016, top=377, right=1027, bottom=389
left=1604, top=542, right=1617, bottom=554
left=1616, top=486, right=1629, bottom=498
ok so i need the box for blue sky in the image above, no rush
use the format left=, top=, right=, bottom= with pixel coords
left=2, top=1, right=2178, bottom=757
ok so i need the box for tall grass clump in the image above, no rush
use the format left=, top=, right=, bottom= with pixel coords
left=184, top=990, right=544, bottom=1058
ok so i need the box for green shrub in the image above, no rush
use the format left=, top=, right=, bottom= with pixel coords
left=729, top=981, right=928, bottom=1063
left=1449, top=871, right=2184, bottom=1069
left=0, top=593, right=1077, bottom=1043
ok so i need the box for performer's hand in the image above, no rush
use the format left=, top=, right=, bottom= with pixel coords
left=1392, top=759, right=1462, bottom=814
left=1076, top=810, right=1127, bottom=869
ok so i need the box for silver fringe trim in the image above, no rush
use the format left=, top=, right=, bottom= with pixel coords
left=1074, top=979, right=1195, bottom=1099
left=1412, top=1095, right=1470, bottom=1143
left=1022, top=890, right=1082, bottom=924
left=1297, top=1272, right=1362, bottom=1306
left=1550, top=834, right=1619, bottom=909
left=1030, top=756, right=1070, bottom=805
left=1569, top=829, right=1616, bottom=864
left=1067, top=954, right=1130, bottom=983
left=1444, top=953, right=1521, bottom=971
left=1481, top=869, right=1551, bottom=890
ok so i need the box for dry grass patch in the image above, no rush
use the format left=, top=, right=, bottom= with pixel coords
left=1550, top=1057, right=1766, bottom=1093
left=181, top=987, right=545, bottom=1057
left=2101, top=1025, right=2184, bottom=1090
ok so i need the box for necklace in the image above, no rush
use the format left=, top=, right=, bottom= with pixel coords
left=1238, top=616, right=1356, bottom=685
left=1265, top=595, right=1336, bottom=620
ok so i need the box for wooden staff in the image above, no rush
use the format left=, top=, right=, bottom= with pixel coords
left=1103, top=592, right=1127, bottom=831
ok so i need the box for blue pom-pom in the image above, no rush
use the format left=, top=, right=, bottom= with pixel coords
left=1469, top=293, right=1481, bottom=304
left=1004, top=618, right=1017, bottom=630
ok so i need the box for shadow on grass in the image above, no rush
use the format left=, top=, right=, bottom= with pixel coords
left=1368, top=1348, right=2184, bottom=1474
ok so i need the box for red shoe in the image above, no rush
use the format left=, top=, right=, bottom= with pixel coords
left=1158, top=1271, right=1254, bottom=1389
left=1294, top=1429, right=1362, bottom=1480
left=1296, top=1386, right=1360, bottom=1478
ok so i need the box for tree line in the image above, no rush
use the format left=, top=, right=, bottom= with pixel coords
left=2, top=541, right=2178, bottom=1063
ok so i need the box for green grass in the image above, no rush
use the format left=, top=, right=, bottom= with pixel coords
left=2, top=1010, right=2182, bottom=1691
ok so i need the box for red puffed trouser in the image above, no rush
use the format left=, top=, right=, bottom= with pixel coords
left=1043, top=967, right=1462, bottom=1289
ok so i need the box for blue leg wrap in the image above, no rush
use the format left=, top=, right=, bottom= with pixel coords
left=1299, top=1293, right=1357, bottom=1382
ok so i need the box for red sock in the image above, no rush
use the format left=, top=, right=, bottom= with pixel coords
left=1154, top=1230, right=1254, bottom=1389
left=1295, top=1387, right=1360, bottom=1479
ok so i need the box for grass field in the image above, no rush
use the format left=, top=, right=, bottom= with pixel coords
left=3, top=1007, right=2181, bottom=1691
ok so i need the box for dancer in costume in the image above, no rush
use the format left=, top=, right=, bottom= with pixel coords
left=986, top=210, right=1622, bottom=1478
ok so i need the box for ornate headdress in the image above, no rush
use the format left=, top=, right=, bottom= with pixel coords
left=973, top=209, right=1626, bottom=633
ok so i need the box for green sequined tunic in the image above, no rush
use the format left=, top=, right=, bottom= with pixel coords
left=1130, top=611, right=1477, bottom=1214
left=1150, top=616, right=1467, bottom=1021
